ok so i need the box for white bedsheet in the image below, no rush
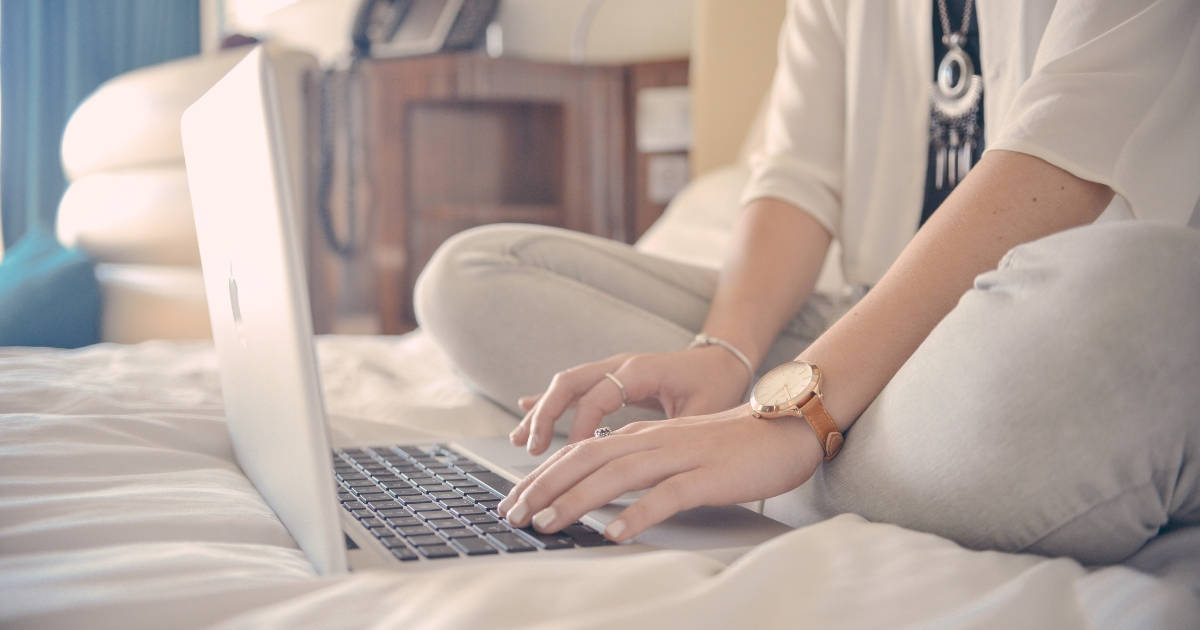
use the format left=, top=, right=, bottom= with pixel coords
left=2, top=334, right=1197, bottom=629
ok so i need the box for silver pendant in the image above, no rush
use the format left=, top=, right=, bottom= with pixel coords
left=930, top=44, right=983, bottom=191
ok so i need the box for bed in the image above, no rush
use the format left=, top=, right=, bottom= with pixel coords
left=2, top=326, right=1198, bottom=630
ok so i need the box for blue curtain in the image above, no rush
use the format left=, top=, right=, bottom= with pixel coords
left=0, top=0, right=201, bottom=247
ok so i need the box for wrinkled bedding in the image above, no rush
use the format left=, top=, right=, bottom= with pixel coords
left=1, top=334, right=1197, bottom=629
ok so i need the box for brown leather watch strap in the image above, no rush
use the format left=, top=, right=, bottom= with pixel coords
left=799, top=393, right=844, bottom=461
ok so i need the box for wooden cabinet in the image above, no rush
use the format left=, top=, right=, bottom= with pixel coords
left=308, top=53, right=688, bottom=334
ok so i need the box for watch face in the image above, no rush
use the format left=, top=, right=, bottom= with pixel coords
left=751, top=361, right=817, bottom=412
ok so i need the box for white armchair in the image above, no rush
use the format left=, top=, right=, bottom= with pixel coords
left=56, top=45, right=317, bottom=342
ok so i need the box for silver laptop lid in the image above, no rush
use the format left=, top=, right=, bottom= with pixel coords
left=182, top=47, right=346, bottom=575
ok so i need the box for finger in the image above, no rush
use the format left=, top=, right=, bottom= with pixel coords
left=508, top=409, right=533, bottom=446
left=517, top=394, right=541, bottom=411
left=527, top=450, right=687, bottom=534
left=563, top=357, right=665, bottom=444
left=501, top=423, right=659, bottom=525
left=526, top=357, right=625, bottom=455
left=563, top=382, right=625, bottom=444
left=603, top=469, right=707, bottom=542
left=498, top=439, right=576, bottom=514
left=500, top=419, right=659, bottom=514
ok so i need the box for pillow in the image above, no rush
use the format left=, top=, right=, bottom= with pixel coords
left=0, top=228, right=100, bottom=348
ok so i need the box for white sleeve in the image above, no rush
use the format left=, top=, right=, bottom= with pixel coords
left=739, top=0, right=847, bottom=238
left=987, top=0, right=1200, bottom=224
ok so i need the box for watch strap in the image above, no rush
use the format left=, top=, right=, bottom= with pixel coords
left=799, top=394, right=844, bottom=461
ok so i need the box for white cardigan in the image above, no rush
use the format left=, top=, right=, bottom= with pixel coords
left=741, top=0, right=1200, bottom=287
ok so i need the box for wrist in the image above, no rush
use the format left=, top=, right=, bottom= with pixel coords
left=690, top=344, right=754, bottom=391
left=688, top=333, right=755, bottom=393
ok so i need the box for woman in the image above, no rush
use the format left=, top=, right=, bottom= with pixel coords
left=415, top=0, right=1200, bottom=564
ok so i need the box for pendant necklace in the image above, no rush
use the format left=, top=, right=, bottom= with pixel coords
left=930, top=0, right=982, bottom=190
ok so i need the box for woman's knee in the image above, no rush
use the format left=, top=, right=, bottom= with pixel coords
left=785, top=221, right=1200, bottom=563
left=414, top=223, right=531, bottom=332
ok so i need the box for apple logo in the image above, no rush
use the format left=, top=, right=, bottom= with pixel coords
left=228, top=266, right=243, bottom=324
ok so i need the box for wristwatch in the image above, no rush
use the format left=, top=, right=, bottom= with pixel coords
left=749, top=361, right=844, bottom=461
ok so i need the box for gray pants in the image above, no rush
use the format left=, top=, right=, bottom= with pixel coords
left=414, top=220, right=1200, bottom=567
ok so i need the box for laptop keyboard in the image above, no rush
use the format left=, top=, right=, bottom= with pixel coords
left=334, top=444, right=612, bottom=561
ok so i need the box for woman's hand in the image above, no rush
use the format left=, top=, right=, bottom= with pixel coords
left=511, top=346, right=752, bottom=455
left=498, top=405, right=825, bottom=542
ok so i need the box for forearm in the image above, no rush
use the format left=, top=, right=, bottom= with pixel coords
left=701, top=198, right=832, bottom=369
left=801, top=150, right=1114, bottom=429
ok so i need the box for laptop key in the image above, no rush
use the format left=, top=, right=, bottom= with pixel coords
left=443, top=527, right=481, bottom=538
left=453, top=536, right=499, bottom=556
left=451, top=506, right=484, bottom=517
left=377, top=508, right=410, bottom=518
left=440, top=498, right=472, bottom=508
left=377, top=536, right=406, bottom=548
left=391, top=546, right=419, bottom=561
left=477, top=500, right=501, bottom=510
left=407, top=534, right=445, bottom=547
left=429, top=491, right=459, bottom=500
left=476, top=522, right=513, bottom=535
left=350, top=509, right=374, bottom=519
left=461, top=513, right=498, bottom=525
left=360, top=517, right=386, bottom=529
left=416, top=544, right=459, bottom=559
left=397, top=524, right=435, bottom=537
left=368, top=526, right=393, bottom=537
left=342, top=500, right=366, bottom=510
left=563, top=524, right=610, bottom=547
left=386, top=515, right=423, bottom=528
left=427, top=518, right=463, bottom=530
left=518, top=527, right=575, bottom=550
left=407, top=502, right=442, bottom=513
left=357, top=492, right=390, bottom=502
left=466, top=472, right=515, bottom=496
left=488, top=532, right=535, bottom=552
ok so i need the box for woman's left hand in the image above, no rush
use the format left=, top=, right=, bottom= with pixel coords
left=497, top=405, right=826, bottom=542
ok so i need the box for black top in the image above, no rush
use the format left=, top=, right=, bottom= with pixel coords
left=920, top=0, right=985, bottom=226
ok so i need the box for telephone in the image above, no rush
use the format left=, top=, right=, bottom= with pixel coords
left=351, top=0, right=499, bottom=59
left=317, top=0, right=499, bottom=259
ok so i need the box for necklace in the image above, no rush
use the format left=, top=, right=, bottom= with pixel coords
left=930, top=0, right=982, bottom=190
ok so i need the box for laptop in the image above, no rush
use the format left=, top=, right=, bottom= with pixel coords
left=180, top=46, right=791, bottom=575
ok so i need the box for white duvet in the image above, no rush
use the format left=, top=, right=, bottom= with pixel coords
left=2, top=334, right=1197, bottom=629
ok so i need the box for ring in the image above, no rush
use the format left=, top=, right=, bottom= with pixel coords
left=594, top=426, right=613, bottom=439
left=603, top=372, right=628, bottom=408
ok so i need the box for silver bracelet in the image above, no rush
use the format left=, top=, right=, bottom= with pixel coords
left=688, top=333, right=756, bottom=391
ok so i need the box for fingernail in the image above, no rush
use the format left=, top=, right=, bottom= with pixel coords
left=498, top=497, right=513, bottom=513
left=531, top=506, right=557, bottom=531
left=605, top=519, right=626, bottom=540
left=507, top=502, right=529, bottom=525
left=526, top=436, right=539, bottom=454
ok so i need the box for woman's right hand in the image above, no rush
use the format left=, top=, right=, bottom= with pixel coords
left=511, top=345, right=753, bottom=455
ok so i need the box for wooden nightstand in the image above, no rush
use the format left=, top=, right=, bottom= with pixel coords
left=308, top=53, right=688, bottom=334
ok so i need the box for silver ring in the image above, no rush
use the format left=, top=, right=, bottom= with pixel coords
left=603, top=372, right=628, bottom=408
left=594, top=426, right=614, bottom=439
